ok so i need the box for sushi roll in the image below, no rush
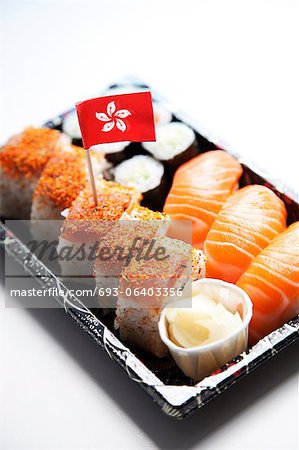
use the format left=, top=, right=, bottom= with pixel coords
left=91, top=141, right=132, bottom=166
left=30, top=145, right=108, bottom=241
left=106, top=103, right=172, bottom=165
left=0, top=127, right=68, bottom=219
left=57, top=179, right=141, bottom=279
left=93, top=204, right=170, bottom=309
left=113, top=155, right=169, bottom=211
left=142, top=122, right=198, bottom=174
left=122, top=203, right=169, bottom=223
left=62, top=110, right=83, bottom=147
left=115, top=237, right=206, bottom=358
left=153, top=102, right=172, bottom=126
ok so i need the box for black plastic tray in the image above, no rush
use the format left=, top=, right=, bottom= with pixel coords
left=1, top=76, right=298, bottom=419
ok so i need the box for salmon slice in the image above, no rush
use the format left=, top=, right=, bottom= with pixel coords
left=204, top=185, right=287, bottom=283
left=237, top=222, right=299, bottom=345
left=163, top=150, right=242, bottom=248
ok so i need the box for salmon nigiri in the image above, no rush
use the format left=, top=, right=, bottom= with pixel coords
left=164, top=150, right=242, bottom=248
left=237, top=222, right=299, bottom=345
left=204, top=185, right=287, bottom=283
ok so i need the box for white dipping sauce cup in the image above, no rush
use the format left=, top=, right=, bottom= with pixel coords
left=158, top=278, right=253, bottom=382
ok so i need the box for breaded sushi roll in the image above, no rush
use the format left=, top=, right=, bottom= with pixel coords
left=30, top=145, right=108, bottom=241
left=122, top=203, right=169, bottom=223
left=57, top=179, right=141, bottom=278
left=0, top=127, right=67, bottom=218
left=93, top=204, right=170, bottom=309
left=115, top=237, right=206, bottom=357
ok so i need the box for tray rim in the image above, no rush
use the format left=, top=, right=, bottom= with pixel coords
left=1, top=76, right=299, bottom=419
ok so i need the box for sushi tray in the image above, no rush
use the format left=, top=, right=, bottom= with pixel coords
left=1, top=76, right=298, bottom=419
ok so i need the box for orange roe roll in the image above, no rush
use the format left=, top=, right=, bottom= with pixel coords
left=30, top=145, right=108, bottom=241
left=0, top=127, right=67, bottom=218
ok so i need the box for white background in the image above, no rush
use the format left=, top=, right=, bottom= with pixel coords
left=0, top=1, right=298, bottom=449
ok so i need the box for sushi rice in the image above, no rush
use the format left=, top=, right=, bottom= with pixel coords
left=113, top=155, right=164, bottom=193
left=142, top=122, right=196, bottom=161
left=113, top=155, right=169, bottom=211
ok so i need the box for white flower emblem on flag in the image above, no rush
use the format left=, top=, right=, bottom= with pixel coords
left=95, top=101, right=131, bottom=132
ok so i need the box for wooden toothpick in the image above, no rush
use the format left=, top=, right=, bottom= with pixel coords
left=84, top=149, right=98, bottom=207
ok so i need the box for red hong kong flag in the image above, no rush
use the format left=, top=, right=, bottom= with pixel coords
left=76, top=91, right=156, bottom=149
